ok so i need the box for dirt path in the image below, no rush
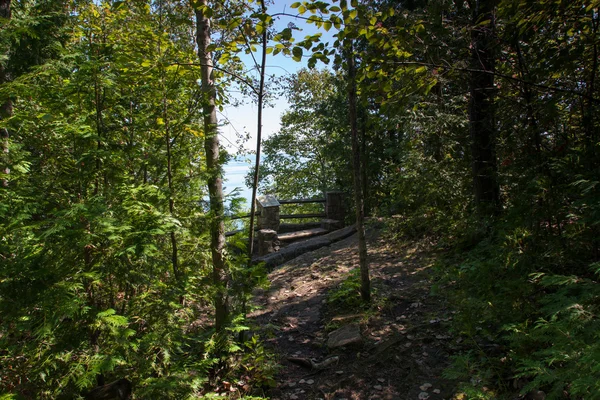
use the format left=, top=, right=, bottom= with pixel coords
left=250, top=223, right=458, bottom=400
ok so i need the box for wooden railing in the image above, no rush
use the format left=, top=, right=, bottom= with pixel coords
left=278, top=198, right=325, bottom=205
left=225, top=192, right=344, bottom=237
left=230, top=211, right=260, bottom=220
left=280, top=212, right=326, bottom=219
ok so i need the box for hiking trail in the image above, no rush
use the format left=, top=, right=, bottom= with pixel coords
left=250, top=222, right=459, bottom=400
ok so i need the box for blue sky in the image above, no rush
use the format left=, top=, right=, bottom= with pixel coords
left=220, top=0, right=336, bottom=154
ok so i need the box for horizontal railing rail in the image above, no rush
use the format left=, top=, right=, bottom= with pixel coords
left=225, top=227, right=259, bottom=237
left=225, top=192, right=344, bottom=238
left=280, top=212, right=326, bottom=219
left=230, top=211, right=260, bottom=220
left=278, top=198, right=325, bottom=205
left=225, top=229, right=244, bottom=237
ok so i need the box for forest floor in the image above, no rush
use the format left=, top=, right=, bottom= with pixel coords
left=249, top=220, right=460, bottom=400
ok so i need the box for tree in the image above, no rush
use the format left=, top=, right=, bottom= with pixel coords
left=194, top=0, right=229, bottom=332
left=0, top=1, right=213, bottom=396
left=345, top=39, right=370, bottom=302
left=286, top=1, right=380, bottom=302
left=247, top=0, right=269, bottom=258
left=469, top=0, right=500, bottom=215
left=251, top=69, right=350, bottom=200
left=0, top=0, right=10, bottom=187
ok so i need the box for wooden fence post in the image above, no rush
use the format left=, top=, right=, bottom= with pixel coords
left=326, top=191, right=345, bottom=227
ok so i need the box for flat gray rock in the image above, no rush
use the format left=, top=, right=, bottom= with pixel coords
left=327, top=323, right=363, bottom=349
left=254, top=225, right=356, bottom=269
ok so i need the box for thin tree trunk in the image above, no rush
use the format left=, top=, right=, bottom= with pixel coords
left=195, top=0, right=229, bottom=332
left=248, top=0, right=268, bottom=259
left=159, top=1, right=179, bottom=280
left=0, top=0, right=11, bottom=188
left=584, top=11, right=598, bottom=155
left=469, top=0, right=500, bottom=215
left=165, top=99, right=180, bottom=279
left=93, top=53, right=103, bottom=196
left=0, top=98, right=11, bottom=188
left=360, top=107, right=368, bottom=214
left=514, top=39, right=540, bottom=153
left=346, top=41, right=370, bottom=303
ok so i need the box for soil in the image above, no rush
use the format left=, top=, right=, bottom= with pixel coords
left=249, top=221, right=459, bottom=400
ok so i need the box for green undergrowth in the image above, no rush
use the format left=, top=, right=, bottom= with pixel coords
left=427, top=222, right=600, bottom=399
left=382, top=181, right=600, bottom=400
left=327, top=269, right=366, bottom=310
left=325, top=268, right=385, bottom=327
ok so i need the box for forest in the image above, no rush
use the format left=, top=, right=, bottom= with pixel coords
left=1, top=0, right=599, bottom=399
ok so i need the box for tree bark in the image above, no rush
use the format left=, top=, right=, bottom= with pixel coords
left=346, top=41, right=370, bottom=303
left=165, top=99, right=180, bottom=280
left=469, top=0, right=500, bottom=215
left=514, top=38, right=540, bottom=154
left=195, top=0, right=229, bottom=332
left=0, top=0, right=11, bottom=188
left=248, top=0, right=268, bottom=258
left=157, top=0, right=180, bottom=281
left=359, top=106, right=368, bottom=213
left=584, top=10, right=598, bottom=156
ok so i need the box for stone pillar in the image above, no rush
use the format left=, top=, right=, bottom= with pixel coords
left=258, top=229, right=279, bottom=256
left=326, top=191, right=345, bottom=226
left=257, top=194, right=280, bottom=232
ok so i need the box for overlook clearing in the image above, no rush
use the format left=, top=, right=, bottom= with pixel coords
left=1, top=0, right=599, bottom=399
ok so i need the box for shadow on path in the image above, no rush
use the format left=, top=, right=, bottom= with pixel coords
left=249, top=225, right=459, bottom=400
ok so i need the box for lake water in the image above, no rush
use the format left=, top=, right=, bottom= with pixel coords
left=223, top=155, right=254, bottom=210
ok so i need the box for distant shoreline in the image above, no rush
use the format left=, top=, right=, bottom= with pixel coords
left=223, top=154, right=255, bottom=209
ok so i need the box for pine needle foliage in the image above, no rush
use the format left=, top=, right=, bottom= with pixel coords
left=0, top=1, right=270, bottom=397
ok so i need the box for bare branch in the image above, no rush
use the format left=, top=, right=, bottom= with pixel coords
left=172, top=62, right=260, bottom=96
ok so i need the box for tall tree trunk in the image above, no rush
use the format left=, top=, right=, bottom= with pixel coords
left=346, top=41, right=370, bottom=303
left=584, top=10, right=598, bottom=157
left=359, top=107, right=368, bottom=213
left=247, top=0, right=268, bottom=259
left=514, top=39, right=540, bottom=154
left=93, top=52, right=103, bottom=196
left=195, top=0, right=229, bottom=332
left=0, top=0, right=11, bottom=188
left=0, top=94, right=11, bottom=189
left=159, top=1, right=180, bottom=281
left=469, top=0, right=500, bottom=215
left=165, top=99, right=180, bottom=280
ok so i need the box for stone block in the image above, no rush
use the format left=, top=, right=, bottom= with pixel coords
left=258, top=229, right=279, bottom=256
left=321, top=218, right=342, bottom=231
left=327, top=323, right=363, bottom=349
left=257, top=195, right=281, bottom=232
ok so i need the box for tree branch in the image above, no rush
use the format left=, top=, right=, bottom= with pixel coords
left=389, top=61, right=600, bottom=103
left=171, top=62, right=260, bottom=96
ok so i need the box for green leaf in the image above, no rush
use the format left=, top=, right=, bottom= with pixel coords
left=292, top=46, right=303, bottom=61
left=281, top=27, right=293, bottom=40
